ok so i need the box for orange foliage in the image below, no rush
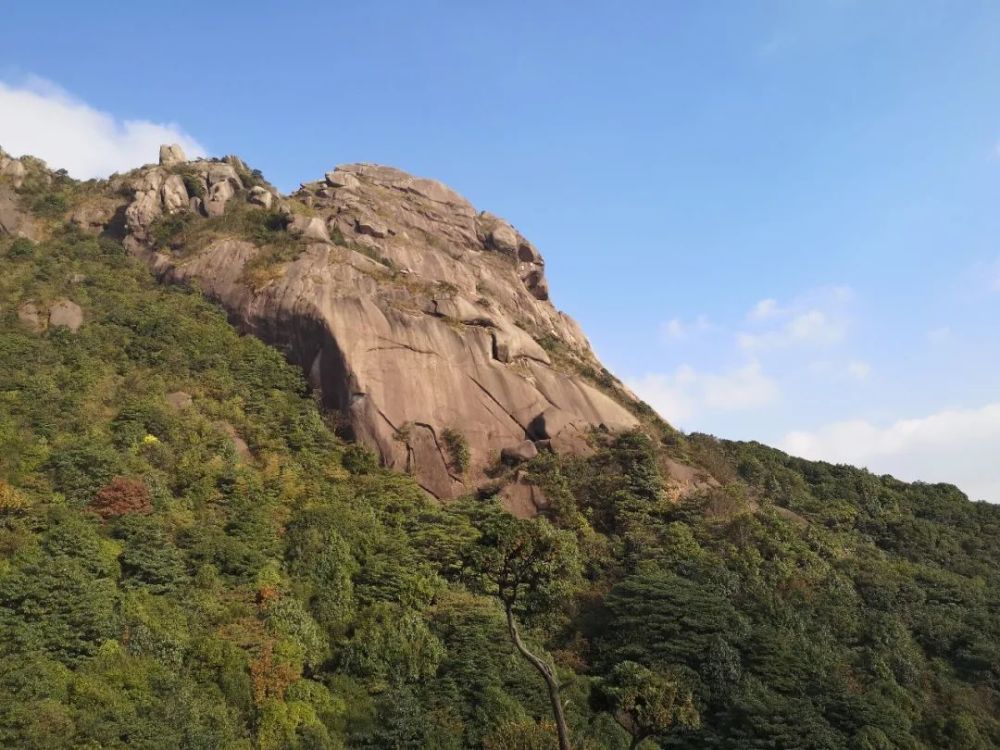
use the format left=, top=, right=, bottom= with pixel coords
left=89, top=476, right=152, bottom=519
left=249, top=640, right=299, bottom=706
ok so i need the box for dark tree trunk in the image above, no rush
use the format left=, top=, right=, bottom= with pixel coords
left=505, top=605, right=572, bottom=750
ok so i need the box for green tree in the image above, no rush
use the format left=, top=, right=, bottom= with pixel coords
left=464, top=507, right=580, bottom=750
left=594, top=661, right=699, bottom=749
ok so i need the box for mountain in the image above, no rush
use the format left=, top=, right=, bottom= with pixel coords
left=16, top=143, right=645, bottom=503
left=0, top=145, right=998, bottom=749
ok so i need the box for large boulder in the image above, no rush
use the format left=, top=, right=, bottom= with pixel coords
left=355, top=214, right=388, bottom=238
left=158, top=144, right=187, bottom=166
left=500, top=475, right=549, bottom=518
left=204, top=180, right=235, bottom=217
left=48, top=299, right=83, bottom=332
left=248, top=186, right=273, bottom=209
left=1, top=159, right=27, bottom=188
left=287, top=215, right=330, bottom=243
left=325, top=169, right=360, bottom=189
left=487, top=220, right=519, bottom=255
left=0, top=187, right=38, bottom=239
left=501, top=440, right=538, bottom=464
left=17, top=302, right=46, bottom=332
left=161, top=175, right=189, bottom=213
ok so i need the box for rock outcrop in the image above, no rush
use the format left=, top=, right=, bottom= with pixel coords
left=9, top=146, right=640, bottom=499
left=0, top=188, right=37, bottom=240
left=158, top=144, right=187, bottom=166
left=15, top=299, right=83, bottom=333
left=48, top=299, right=84, bottom=331
left=0, top=154, right=27, bottom=188
left=0, top=151, right=38, bottom=240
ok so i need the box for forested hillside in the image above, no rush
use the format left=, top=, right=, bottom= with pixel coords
left=1, top=173, right=999, bottom=749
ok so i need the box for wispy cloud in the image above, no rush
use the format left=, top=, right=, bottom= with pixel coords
left=739, top=309, right=847, bottom=351
left=0, top=76, right=205, bottom=178
left=628, top=361, right=779, bottom=427
left=747, top=298, right=780, bottom=321
left=738, top=287, right=853, bottom=351
left=781, top=402, right=1000, bottom=501
left=635, top=285, right=865, bottom=427
left=661, top=314, right=712, bottom=342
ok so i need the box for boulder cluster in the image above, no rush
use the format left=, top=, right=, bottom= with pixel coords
left=16, top=298, right=83, bottom=333
left=123, top=144, right=280, bottom=249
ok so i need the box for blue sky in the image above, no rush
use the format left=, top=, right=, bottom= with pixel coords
left=2, top=1, right=999, bottom=500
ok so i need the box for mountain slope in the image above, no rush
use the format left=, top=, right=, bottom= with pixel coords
left=113, top=147, right=639, bottom=501
left=0, top=148, right=999, bottom=749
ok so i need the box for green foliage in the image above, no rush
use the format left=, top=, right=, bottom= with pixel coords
left=170, top=166, right=206, bottom=199
left=30, top=192, right=68, bottom=217
left=594, top=660, right=699, bottom=747
left=442, top=427, right=471, bottom=474
left=482, top=718, right=559, bottom=749
left=462, top=505, right=580, bottom=613
left=1, top=199, right=999, bottom=748
left=9, top=237, right=36, bottom=258
left=341, top=442, right=379, bottom=475
left=148, top=211, right=195, bottom=250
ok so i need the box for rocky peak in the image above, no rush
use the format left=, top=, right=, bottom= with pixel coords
left=158, top=143, right=188, bottom=166
left=3, top=145, right=642, bottom=502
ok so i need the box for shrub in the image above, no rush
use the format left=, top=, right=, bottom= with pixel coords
left=150, top=212, right=195, bottom=251
left=441, top=427, right=470, bottom=473
left=342, top=443, right=379, bottom=475
left=482, top=719, right=559, bottom=750
left=30, top=192, right=68, bottom=218
left=181, top=172, right=205, bottom=199
left=0, top=480, right=29, bottom=512
left=89, top=476, right=153, bottom=519
left=8, top=238, right=35, bottom=258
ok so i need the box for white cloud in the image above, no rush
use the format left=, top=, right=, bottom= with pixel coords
left=0, top=76, right=205, bottom=179
left=748, top=298, right=780, bottom=320
left=661, top=314, right=712, bottom=341
left=628, top=361, right=779, bottom=427
left=738, top=286, right=853, bottom=352
left=781, top=403, right=1000, bottom=501
left=739, top=309, right=847, bottom=350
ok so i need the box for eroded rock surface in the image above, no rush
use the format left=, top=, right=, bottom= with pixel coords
left=107, top=151, right=639, bottom=498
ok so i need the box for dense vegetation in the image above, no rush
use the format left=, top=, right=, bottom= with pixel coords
left=1, top=208, right=999, bottom=748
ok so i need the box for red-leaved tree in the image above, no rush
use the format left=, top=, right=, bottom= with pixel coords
left=89, top=476, right=152, bottom=520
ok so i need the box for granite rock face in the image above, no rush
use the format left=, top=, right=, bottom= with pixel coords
left=97, top=151, right=640, bottom=498
left=0, top=188, right=37, bottom=240
left=158, top=144, right=187, bottom=166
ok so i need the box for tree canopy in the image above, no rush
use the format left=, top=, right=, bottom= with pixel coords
left=0, top=190, right=999, bottom=748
